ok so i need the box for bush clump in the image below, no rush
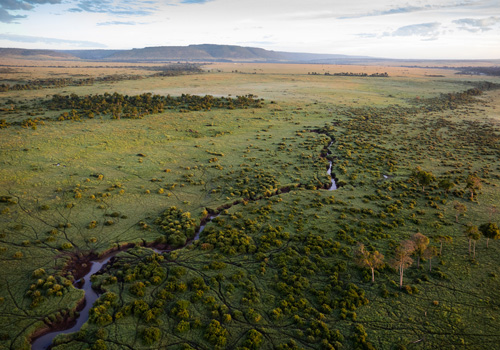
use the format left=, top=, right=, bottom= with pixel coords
left=154, top=207, right=196, bottom=248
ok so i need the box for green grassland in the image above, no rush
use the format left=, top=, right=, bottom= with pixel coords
left=0, top=64, right=499, bottom=349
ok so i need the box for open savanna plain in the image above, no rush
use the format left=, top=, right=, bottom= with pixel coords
left=0, top=60, right=500, bottom=350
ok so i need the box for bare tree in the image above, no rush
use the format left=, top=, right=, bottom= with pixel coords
left=423, top=246, right=438, bottom=271
left=354, top=243, right=385, bottom=282
left=433, top=235, right=453, bottom=256
left=465, top=223, right=480, bottom=258
left=453, top=201, right=467, bottom=223
left=390, top=240, right=415, bottom=289
left=487, top=205, right=498, bottom=221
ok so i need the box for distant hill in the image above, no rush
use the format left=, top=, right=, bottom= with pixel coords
left=63, top=44, right=288, bottom=62
left=60, top=44, right=375, bottom=63
left=0, top=45, right=384, bottom=64
left=0, top=48, right=74, bottom=59
left=60, top=50, right=124, bottom=60
left=1, top=44, right=499, bottom=67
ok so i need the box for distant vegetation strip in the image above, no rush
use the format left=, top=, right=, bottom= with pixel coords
left=456, top=66, right=500, bottom=77
left=2, top=82, right=498, bottom=131
left=413, top=83, right=500, bottom=111
left=0, top=75, right=141, bottom=92
left=3, top=84, right=497, bottom=130
left=400, top=65, right=500, bottom=77
left=0, top=92, right=263, bottom=129
left=308, top=72, right=389, bottom=77
left=0, top=64, right=203, bottom=92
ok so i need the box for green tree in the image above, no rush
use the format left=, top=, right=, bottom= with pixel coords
left=465, top=174, right=482, bottom=201
left=244, top=329, right=264, bottom=349
left=354, top=243, right=385, bottom=282
left=415, top=169, right=436, bottom=192
left=411, top=232, right=429, bottom=268
left=142, top=326, right=161, bottom=345
left=439, top=178, right=455, bottom=194
left=465, top=224, right=480, bottom=258
left=390, top=240, right=415, bottom=289
left=205, top=320, right=228, bottom=348
left=91, top=339, right=107, bottom=350
left=479, top=222, right=500, bottom=248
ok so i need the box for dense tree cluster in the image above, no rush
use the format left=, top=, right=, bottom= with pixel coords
left=0, top=92, right=264, bottom=129
left=415, top=87, right=496, bottom=111
left=0, top=75, right=143, bottom=92
left=45, top=92, right=263, bottom=120
left=456, top=67, right=500, bottom=77
left=329, top=72, right=389, bottom=77
left=0, top=64, right=204, bottom=92
left=26, top=272, right=73, bottom=308
left=154, top=207, right=197, bottom=248
left=309, top=72, right=389, bottom=77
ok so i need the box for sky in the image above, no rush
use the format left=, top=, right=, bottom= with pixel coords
left=0, top=0, right=499, bottom=59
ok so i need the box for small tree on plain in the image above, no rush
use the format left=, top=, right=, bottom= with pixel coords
left=465, top=223, right=480, bottom=258
left=390, top=240, right=415, bottom=289
left=479, top=222, right=500, bottom=248
left=423, top=246, right=438, bottom=271
left=453, top=201, right=467, bottom=223
left=411, top=232, right=429, bottom=268
left=433, top=235, right=453, bottom=256
left=465, top=174, right=482, bottom=201
left=354, top=243, right=385, bottom=283
left=487, top=205, right=498, bottom=221
left=415, top=169, right=436, bottom=192
left=439, top=178, right=455, bottom=194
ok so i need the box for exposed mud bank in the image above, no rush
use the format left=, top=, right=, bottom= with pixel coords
left=29, top=296, right=85, bottom=347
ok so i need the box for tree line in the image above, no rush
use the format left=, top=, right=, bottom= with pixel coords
left=308, top=72, right=389, bottom=77
left=0, top=64, right=204, bottom=92
left=0, top=92, right=264, bottom=129
left=355, top=221, right=499, bottom=288
left=0, top=75, right=141, bottom=92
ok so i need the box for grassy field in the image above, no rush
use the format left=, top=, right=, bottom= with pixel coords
left=0, top=60, right=499, bottom=349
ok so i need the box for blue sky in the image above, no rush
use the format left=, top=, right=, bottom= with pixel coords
left=0, top=0, right=498, bottom=59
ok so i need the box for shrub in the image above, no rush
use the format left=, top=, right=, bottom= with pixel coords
left=32, top=268, right=46, bottom=278
left=91, top=339, right=107, bottom=350
left=205, top=320, right=228, bottom=347
left=142, top=326, right=161, bottom=345
left=60, top=243, right=73, bottom=250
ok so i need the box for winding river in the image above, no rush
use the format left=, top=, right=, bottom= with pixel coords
left=32, top=143, right=337, bottom=350
left=32, top=252, right=120, bottom=350
left=31, top=214, right=219, bottom=350
left=326, top=141, right=337, bottom=190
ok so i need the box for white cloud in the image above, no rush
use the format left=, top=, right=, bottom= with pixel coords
left=68, top=0, right=158, bottom=16
left=389, top=22, right=442, bottom=37
left=97, top=20, right=142, bottom=26
left=0, top=33, right=106, bottom=47
left=453, top=16, right=500, bottom=32
left=0, top=0, right=62, bottom=22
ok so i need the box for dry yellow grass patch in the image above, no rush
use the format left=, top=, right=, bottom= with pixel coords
left=204, top=62, right=457, bottom=78
left=0, top=58, right=162, bottom=80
